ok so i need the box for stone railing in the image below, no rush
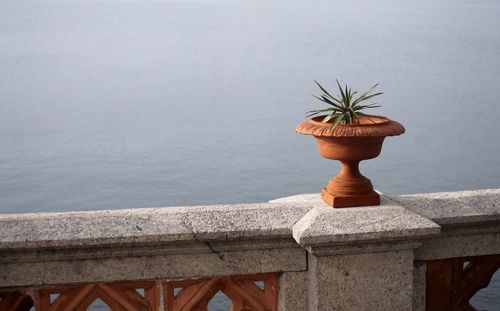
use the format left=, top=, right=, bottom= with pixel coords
left=0, top=189, right=499, bottom=310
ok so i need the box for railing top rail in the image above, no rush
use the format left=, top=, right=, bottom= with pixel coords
left=0, top=202, right=312, bottom=250
left=1, top=188, right=498, bottom=253
left=385, top=188, right=500, bottom=226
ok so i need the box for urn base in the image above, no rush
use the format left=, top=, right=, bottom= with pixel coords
left=321, top=188, right=380, bottom=208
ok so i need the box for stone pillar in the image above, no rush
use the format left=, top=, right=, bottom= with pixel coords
left=412, top=261, right=427, bottom=311
left=278, top=271, right=309, bottom=311
left=290, top=195, right=441, bottom=311
left=307, top=249, right=414, bottom=310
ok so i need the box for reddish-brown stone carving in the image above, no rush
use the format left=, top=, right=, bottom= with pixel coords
left=1, top=274, right=278, bottom=310
left=426, top=255, right=500, bottom=311
left=0, top=292, right=33, bottom=311
left=34, top=281, right=159, bottom=311
left=164, top=273, right=278, bottom=311
left=296, top=116, right=405, bottom=207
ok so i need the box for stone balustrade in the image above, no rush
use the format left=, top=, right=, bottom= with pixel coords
left=0, top=188, right=499, bottom=310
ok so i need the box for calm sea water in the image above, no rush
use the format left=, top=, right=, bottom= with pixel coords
left=2, top=0, right=500, bottom=309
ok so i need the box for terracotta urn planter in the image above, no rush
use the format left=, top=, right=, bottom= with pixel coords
left=296, top=115, right=405, bottom=208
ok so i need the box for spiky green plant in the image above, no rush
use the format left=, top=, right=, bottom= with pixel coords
left=306, top=80, right=386, bottom=128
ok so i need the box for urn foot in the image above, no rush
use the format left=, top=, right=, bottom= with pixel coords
left=321, top=188, right=380, bottom=208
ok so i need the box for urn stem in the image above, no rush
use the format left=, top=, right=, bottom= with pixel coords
left=338, top=161, right=363, bottom=180
left=326, top=161, right=374, bottom=196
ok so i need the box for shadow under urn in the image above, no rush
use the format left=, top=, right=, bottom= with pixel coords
left=297, top=115, right=405, bottom=208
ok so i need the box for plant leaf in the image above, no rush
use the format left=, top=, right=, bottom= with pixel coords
left=321, top=95, right=345, bottom=110
left=345, top=110, right=352, bottom=124
left=312, top=95, right=343, bottom=109
left=314, top=81, right=344, bottom=104
left=353, top=104, right=381, bottom=110
left=352, top=92, right=383, bottom=107
left=345, top=85, right=351, bottom=107
left=305, top=111, right=322, bottom=117
left=314, top=81, right=335, bottom=98
left=357, top=112, right=388, bottom=119
left=305, top=108, right=339, bottom=117
left=306, top=107, right=336, bottom=114
left=330, top=114, right=345, bottom=129
left=321, top=114, right=338, bottom=123
left=336, top=80, right=347, bottom=105
left=355, top=83, right=379, bottom=101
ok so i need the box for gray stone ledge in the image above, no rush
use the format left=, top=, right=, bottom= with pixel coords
left=285, top=194, right=440, bottom=250
left=306, top=241, right=422, bottom=256
left=385, top=188, right=500, bottom=226
left=0, top=203, right=312, bottom=250
left=0, top=238, right=301, bottom=264
left=0, top=247, right=307, bottom=288
left=415, top=232, right=500, bottom=260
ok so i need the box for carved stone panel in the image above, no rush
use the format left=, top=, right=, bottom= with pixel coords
left=426, top=255, right=500, bottom=311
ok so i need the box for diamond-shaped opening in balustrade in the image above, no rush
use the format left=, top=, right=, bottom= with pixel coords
left=49, top=293, right=59, bottom=304
left=173, top=287, right=183, bottom=295
left=207, top=290, right=231, bottom=311
left=463, top=261, right=471, bottom=270
left=470, top=267, right=500, bottom=311
left=87, top=298, right=111, bottom=311
left=254, top=280, right=264, bottom=290
left=135, top=288, right=145, bottom=297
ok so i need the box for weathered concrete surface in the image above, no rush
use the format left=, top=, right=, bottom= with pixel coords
left=414, top=232, right=500, bottom=260
left=308, top=250, right=414, bottom=311
left=278, top=271, right=308, bottom=311
left=0, top=238, right=300, bottom=263
left=0, top=202, right=312, bottom=288
left=288, top=194, right=440, bottom=250
left=270, top=193, right=321, bottom=204
left=413, top=261, right=426, bottom=311
left=0, top=203, right=312, bottom=250
left=385, top=189, right=500, bottom=260
left=277, top=194, right=428, bottom=310
left=0, top=247, right=307, bottom=288
left=385, top=188, right=500, bottom=226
